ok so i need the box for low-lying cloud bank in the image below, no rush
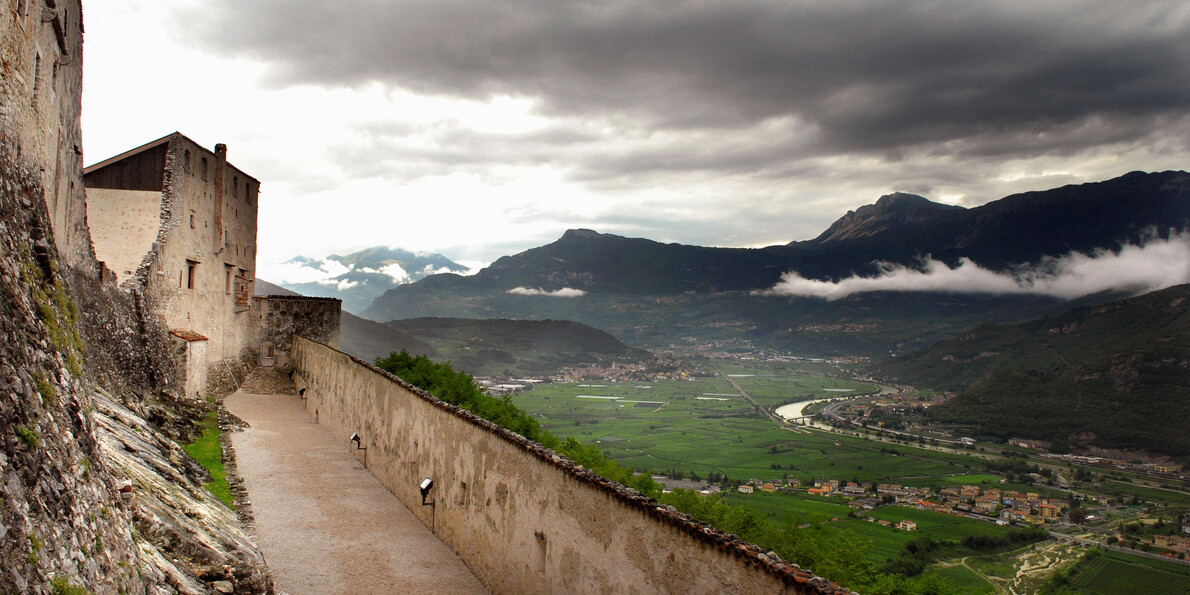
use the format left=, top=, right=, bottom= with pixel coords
left=508, top=287, right=587, bottom=297
left=764, top=233, right=1190, bottom=301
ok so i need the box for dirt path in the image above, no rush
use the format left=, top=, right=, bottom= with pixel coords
left=226, top=392, right=488, bottom=595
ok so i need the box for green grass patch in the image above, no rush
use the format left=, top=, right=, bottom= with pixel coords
left=51, top=575, right=92, bottom=595
left=16, top=424, right=41, bottom=448
left=721, top=490, right=854, bottom=524
left=182, top=411, right=233, bottom=507
left=926, top=563, right=996, bottom=594
left=1097, top=480, right=1190, bottom=507
left=965, top=551, right=1022, bottom=580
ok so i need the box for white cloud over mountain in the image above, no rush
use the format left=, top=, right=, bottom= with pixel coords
left=507, top=287, right=588, bottom=298
left=765, top=233, right=1190, bottom=300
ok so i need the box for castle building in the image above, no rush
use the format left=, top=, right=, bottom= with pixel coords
left=84, top=133, right=262, bottom=396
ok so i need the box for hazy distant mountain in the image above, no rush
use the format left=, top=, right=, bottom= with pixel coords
left=362, top=171, right=1190, bottom=355
left=387, top=317, right=653, bottom=377
left=275, top=246, right=468, bottom=314
left=255, top=279, right=437, bottom=361
left=871, top=284, right=1190, bottom=456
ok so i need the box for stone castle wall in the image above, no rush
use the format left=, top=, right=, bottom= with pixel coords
left=292, top=336, right=846, bottom=595
left=254, top=295, right=341, bottom=367
left=0, top=0, right=93, bottom=271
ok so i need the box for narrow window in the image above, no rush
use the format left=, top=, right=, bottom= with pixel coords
left=186, top=260, right=198, bottom=290
left=31, top=52, right=41, bottom=105
left=225, top=264, right=234, bottom=294
left=201, top=158, right=208, bottom=181
left=246, top=182, right=254, bottom=205
left=233, top=176, right=239, bottom=197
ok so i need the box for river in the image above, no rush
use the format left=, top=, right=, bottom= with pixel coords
left=774, top=397, right=834, bottom=420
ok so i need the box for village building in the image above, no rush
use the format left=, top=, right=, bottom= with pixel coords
left=842, top=483, right=867, bottom=496
left=1038, top=502, right=1065, bottom=521
left=897, top=520, right=917, bottom=531
left=1154, top=535, right=1190, bottom=553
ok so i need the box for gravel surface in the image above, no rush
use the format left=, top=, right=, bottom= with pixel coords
left=238, top=367, right=298, bottom=395
left=226, top=392, right=488, bottom=595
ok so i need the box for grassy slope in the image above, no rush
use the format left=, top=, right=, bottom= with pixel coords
left=182, top=411, right=233, bottom=507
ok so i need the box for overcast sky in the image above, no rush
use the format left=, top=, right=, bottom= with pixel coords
left=81, top=1, right=1190, bottom=277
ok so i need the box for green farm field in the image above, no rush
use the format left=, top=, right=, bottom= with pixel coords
left=823, top=505, right=1017, bottom=564
left=1063, top=549, right=1190, bottom=595
left=512, top=370, right=977, bottom=484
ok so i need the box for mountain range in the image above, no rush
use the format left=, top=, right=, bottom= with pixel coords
left=275, top=246, right=469, bottom=313
left=359, top=171, right=1190, bottom=356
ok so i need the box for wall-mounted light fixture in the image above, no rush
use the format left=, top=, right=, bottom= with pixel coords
left=350, top=432, right=367, bottom=466
left=420, top=478, right=435, bottom=507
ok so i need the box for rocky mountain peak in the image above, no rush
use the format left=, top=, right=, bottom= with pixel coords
left=560, top=228, right=610, bottom=241
left=812, top=192, right=965, bottom=243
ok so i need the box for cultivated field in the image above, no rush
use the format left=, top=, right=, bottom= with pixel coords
left=1063, top=550, right=1190, bottom=595
left=510, top=369, right=981, bottom=483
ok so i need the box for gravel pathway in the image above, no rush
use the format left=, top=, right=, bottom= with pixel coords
left=226, top=392, right=488, bottom=595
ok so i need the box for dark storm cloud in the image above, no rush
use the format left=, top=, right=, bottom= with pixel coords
left=182, top=0, right=1190, bottom=160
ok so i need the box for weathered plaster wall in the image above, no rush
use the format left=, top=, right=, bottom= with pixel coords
left=84, top=188, right=160, bottom=282
left=171, top=333, right=210, bottom=398
left=293, top=337, right=847, bottom=595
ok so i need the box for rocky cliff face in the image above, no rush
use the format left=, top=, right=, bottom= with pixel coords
left=94, top=389, right=271, bottom=594
left=0, top=142, right=143, bottom=593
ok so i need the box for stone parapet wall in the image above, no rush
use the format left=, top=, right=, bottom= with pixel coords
left=292, top=336, right=849, bottom=595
